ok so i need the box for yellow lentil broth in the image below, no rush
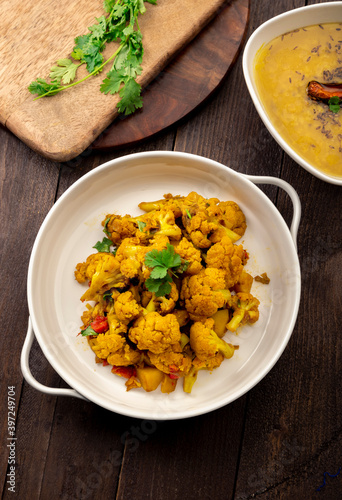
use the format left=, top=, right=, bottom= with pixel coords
left=254, top=23, right=342, bottom=178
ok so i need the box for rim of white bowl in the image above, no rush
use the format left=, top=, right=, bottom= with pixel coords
left=27, top=151, right=301, bottom=419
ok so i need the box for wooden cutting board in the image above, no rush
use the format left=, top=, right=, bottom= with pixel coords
left=1, top=0, right=229, bottom=162
left=93, top=0, right=249, bottom=151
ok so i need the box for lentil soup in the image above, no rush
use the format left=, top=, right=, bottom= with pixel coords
left=254, top=23, right=342, bottom=178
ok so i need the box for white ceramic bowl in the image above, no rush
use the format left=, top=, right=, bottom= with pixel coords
left=21, top=151, right=301, bottom=420
left=243, top=2, right=342, bottom=186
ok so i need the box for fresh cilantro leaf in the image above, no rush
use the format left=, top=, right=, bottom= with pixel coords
left=70, top=47, right=83, bottom=61
left=103, top=217, right=111, bottom=236
left=100, top=70, right=126, bottom=94
left=145, top=275, right=172, bottom=297
left=93, top=237, right=113, bottom=253
left=155, top=280, right=173, bottom=297
left=28, top=78, right=61, bottom=96
left=161, top=245, right=181, bottom=268
left=83, top=51, right=104, bottom=73
left=144, top=244, right=188, bottom=296
left=113, top=44, right=130, bottom=71
left=103, top=0, right=116, bottom=13
left=80, top=325, right=98, bottom=336
left=123, top=25, right=134, bottom=37
left=112, top=4, right=126, bottom=19
left=138, top=0, right=147, bottom=13
left=112, top=33, right=143, bottom=78
left=89, top=16, right=107, bottom=40
left=176, top=260, right=189, bottom=274
left=329, top=96, right=341, bottom=113
left=129, top=31, right=143, bottom=55
left=117, top=77, right=143, bottom=115
left=137, top=220, right=147, bottom=232
left=144, top=249, right=163, bottom=268
left=71, top=34, right=91, bottom=58
left=103, top=289, right=114, bottom=301
left=149, top=266, right=168, bottom=279
left=145, top=244, right=181, bottom=270
left=49, top=59, right=80, bottom=84
left=72, top=35, right=105, bottom=73
left=123, top=59, right=143, bottom=78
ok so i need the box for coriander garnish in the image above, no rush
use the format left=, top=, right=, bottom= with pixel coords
left=28, top=0, right=157, bottom=116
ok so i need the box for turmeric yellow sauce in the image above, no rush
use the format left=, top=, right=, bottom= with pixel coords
left=254, top=23, right=342, bottom=178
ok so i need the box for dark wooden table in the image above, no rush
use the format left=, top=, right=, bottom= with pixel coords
left=1, top=1, right=341, bottom=499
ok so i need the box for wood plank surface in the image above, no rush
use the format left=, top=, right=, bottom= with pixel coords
left=1, top=0, right=342, bottom=499
left=2, top=0, right=227, bottom=161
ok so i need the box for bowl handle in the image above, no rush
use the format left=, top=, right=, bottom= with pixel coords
left=20, top=317, right=87, bottom=400
left=243, top=175, right=301, bottom=250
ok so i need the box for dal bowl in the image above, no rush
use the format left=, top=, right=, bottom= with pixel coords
left=243, top=2, right=342, bottom=185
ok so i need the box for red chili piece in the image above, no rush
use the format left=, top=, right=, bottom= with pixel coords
left=307, top=81, right=342, bottom=103
left=111, top=366, right=136, bottom=379
left=90, top=316, right=109, bottom=334
left=169, top=365, right=180, bottom=379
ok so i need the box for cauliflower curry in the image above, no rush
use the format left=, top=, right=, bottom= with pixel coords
left=74, top=192, right=265, bottom=394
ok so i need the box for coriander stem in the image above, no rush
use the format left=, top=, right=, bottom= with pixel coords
left=34, top=41, right=126, bottom=100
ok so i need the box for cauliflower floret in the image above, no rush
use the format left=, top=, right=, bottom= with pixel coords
left=181, top=191, right=244, bottom=247
left=218, top=200, right=247, bottom=237
left=75, top=252, right=112, bottom=283
left=192, top=352, right=225, bottom=371
left=145, top=282, right=179, bottom=315
left=183, top=352, right=225, bottom=393
left=77, top=253, right=128, bottom=302
left=178, top=193, right=216, bottom=248
left=148, top=350, right=192, bottom=376
left=182, top=213, right=217, bottom=249
left=174, top=237, right=203, bottom=275
left=104, top=214, right=137, bottom=245
left=90, top=332, right=126, bottom=359
left=138, top=194, right=184, bottom=218
left=129, top=312, right=181, bottom=353
left=143, top=210, right=182, bottom=241
left=190, top=318, right=234, bottom=360
left=106, top=310, right=128, bottom=336
left=182, top=191, right=219, bottom=213
left=226, top=292, right=260, bottom=332
left=116, top=235, right=170, bottom=281
left=107, top=344, right=143, bottom=366
left=206, top=236, right=244, bottom=288
left=172, top=309, right=190, bottom=327
left=181, top=268, right=231, bottom=321
left=114, top=291, right=142, bottom=324
left=206, top=236, right=234, bottom=268
left=115, top=238, right=148, bottom=280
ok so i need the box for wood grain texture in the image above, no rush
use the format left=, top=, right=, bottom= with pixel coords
left=3, top=0, right=227, bottom=161
left=0, top=128, right=60, bottom=496
left=0, top=0, right=103, bottom=123
left=116, top=399, right=247, bottom=500
left=92, top=0, right=249, bottom=150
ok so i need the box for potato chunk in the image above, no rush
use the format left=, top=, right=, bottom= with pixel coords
left=136, top=366, right=164, bottom=392
left=211, top=309, right=229, bottom=338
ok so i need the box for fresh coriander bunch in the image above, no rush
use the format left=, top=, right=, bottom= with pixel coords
left=28, top=0, right=157, bottom=115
